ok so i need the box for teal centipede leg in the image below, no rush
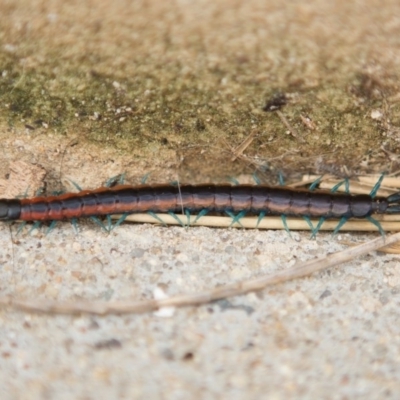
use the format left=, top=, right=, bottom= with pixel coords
left=90, top=216, right=109, bottom=232
left=46, top=220, right=57, bottom=235
left=17, top=221, right=27, bottom=235
left=112, top=213, right=129, bottom=230
left=106, top=214, right=113, bottom=231
left=28, top=221, right=42, bottom=235
left=185, top=209, right=191, bottom=227
left=369, top=173, right=385, bottom=198
left=331, top=181, right=341, bottom=192
left=168, top=211, right=184, bottom=227
left=193, top=209, right=209, bottom=224
left=147, top=211, right=167, bottom=226
left=309, top=176, right=322, bottom=191
left=252, top=173, right=261, bottom=185
left=280, top=215, right=292, bottom=237
left=302, top=216, right=316, bottom=238
left=70, top=180, right=83, bottom=191
left=71, top=218, right=79, bottom=234
left=278, top=171, right=285, bottom=186
left=332, top=216, right=348, bottom=235
left=229, top=177, right=240, bottom=186
left=256, top=211, right=266, bottom=228
left=311, top=217, right=326, bottom=238
left=366, top=216, right=385, bottom=236
left=226, top=210, right=246, bottom=227
left=105, top=173, right=125, bottom=187
left=141, top=172, right=150, bottom=184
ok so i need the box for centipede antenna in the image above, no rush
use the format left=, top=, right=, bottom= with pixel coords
left=252, top=173, right=261, bottom=185
left=168, top=211, right=184, bottom=227
left=147, top=211, right=167, bottom=226
left=112, top=213, right=129, bottom=229
left=332, top=216, right=348, bottom=236
left=193, top=208, right=209, bottom=224
left=225, top=210, right=246, bottom=227
left=256, top=211, right=266, bottom=228
left=280, top=214, right=292, bottom=237
left=369, top=173, right=385, bottom=199
left=386, top=205, right=400, bottom=213
left=311, top=217, right=326, bottom=239
left=366, top=216, right=385, bottom=236
left=46, top=220, right=57, bottom=235
left=309, top=176, right=322, bottom=191
left=386, top=192, right=400, bottom=204
left=141, top=172, right=151, bottom=184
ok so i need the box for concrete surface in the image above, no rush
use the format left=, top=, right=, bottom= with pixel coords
left=1, top=222, right=400, bottom=399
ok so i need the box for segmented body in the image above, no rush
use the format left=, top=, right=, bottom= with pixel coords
left=0, top=184, right=397, bottom=222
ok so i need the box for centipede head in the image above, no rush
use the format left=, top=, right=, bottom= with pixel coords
left=0, top=199, right=21, bottom=220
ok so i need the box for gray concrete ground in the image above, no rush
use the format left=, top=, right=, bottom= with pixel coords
left=1, top=222, right=400, bottom=399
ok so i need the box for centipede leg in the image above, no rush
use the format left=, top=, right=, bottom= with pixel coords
left=229, top=177, right=240, bottom=186
left=278, top=171, right=285, bottom=186
left=369, top=173, right=385, bottom=198
left=168, top=211, right=184, bottom=227
left=90, top=216, right=110, bottom=232
left=112, top=213, right=129, bottom=230
left=147, top=211, right=167, bottom=226
left=185, top=209, right=191, bottom=227
left=256, top=211, right=266, bottom=228
left=280, top=214, right=292, bottom=238
left=105, top=173, right=125, bottom=187
left=311, top=217, right=326, bottom=238
left=333, top=216, right=348, bottom=235
left=309, top=176, right=322, bottom=191
left=71, top=217, right=79, bottom=234
left=226, top=210, right=246, bottom=227
left=28, top=221, right=42, bottom=235
left=141, top=172, right=151, bottom=184
left=46, top=220, right=57, bottom=235
left=193, top=209, right=208, bottom=224
left=17, top=221, right=27, bottom=235
left=366, top=216, right=385, bottom=236
left=302, top=216, right=316, bottom=238
left=252, top=173, right=261, bottom=185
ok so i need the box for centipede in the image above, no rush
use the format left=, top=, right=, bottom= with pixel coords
left=1, top=183, right=400, bottom=236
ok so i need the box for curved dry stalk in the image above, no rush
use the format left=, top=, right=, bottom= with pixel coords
left=2, top=232, right=400, bottom=315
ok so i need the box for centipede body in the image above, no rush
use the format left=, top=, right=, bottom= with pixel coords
left=0, top=184, right=399, bottom=222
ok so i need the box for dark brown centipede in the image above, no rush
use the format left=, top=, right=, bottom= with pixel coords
left=1, top=184, right=400, bottom=223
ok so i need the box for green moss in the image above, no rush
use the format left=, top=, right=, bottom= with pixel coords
left=0, top=49, right=398, bottom=178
